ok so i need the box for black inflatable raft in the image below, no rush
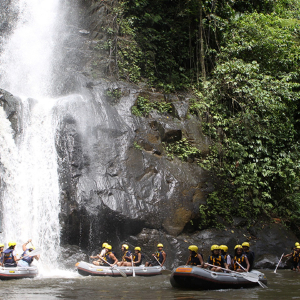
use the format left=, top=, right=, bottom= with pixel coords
left=170, top=266, right=267, bottom=290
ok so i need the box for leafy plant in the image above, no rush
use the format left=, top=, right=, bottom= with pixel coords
left=131, top=96, right=172, bottom=116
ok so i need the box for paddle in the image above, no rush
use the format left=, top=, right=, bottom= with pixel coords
left=130, top=255, right=136, bottom=277
left=236, top=261, right=267, bottom=288
left=98, top=256, right=127, bottom=278
left=205, top=263, right=266, bottom=288
left=153, top=255, right=171, bottom=275
left=274, top=253, right=284, bottom=273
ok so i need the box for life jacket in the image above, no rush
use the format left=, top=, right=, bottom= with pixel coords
left=233, top=254, right=247, bottom=271
left=3, top=248, right=15, bottom=265
left=122, top=251, right=132, bottom=262
left=156, top=251, right=165, bottom=263
left=209, top=255, right=224, bottom=268
left=188, top=253, right=201, bottom=266
left=105, top=251, right=115, bottom=264
left=21, top=250, right=34, bottom=265
left=292, top=251, right=300, bottom=263
left=133, top=253, right=144, bottom=266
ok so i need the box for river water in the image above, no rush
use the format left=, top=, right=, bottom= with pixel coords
left=0, top=269, right=298, bottom=299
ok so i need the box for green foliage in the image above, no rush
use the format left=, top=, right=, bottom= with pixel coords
left=131, top=96, right=172, bottom=116
left=163, top=138, right=201, bottom=162
left=196, top=59, right=300, bottom=229
left=106, top=88, right=122, bottom=100
left=133, top=141, right=143, bottom=150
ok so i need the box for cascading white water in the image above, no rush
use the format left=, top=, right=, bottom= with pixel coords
left=0, top=0, right=62, bottom=267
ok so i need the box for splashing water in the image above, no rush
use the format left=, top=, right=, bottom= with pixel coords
left=0, top=0, right=63, bottom=270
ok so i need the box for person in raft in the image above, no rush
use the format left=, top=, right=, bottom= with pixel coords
left=3, top=241, right=20, bottom=267
left=283, top=245, right=300, bottom=271
left=242, top=242, right=255, bottom=271
left=0, top=243, right=4, bottom=266
left=186, top=245, right=204, bottom=267
left=103, top=244, right=118, bottom=266
left=117, top=244, right=132, bottom=266
left=132, top=247, right=144, bottom=266
left=18, top=239, right=40, bottom=267
left=205, top=245, right=228, bottom=272
left=90, top=242, right=109, bottom=266
left=145, top=243, right=167, bottom=267
left=232, top=245, right=250, bottom=272
left=220, top=245, right=231, bottom=268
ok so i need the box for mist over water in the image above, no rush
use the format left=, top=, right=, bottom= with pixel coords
left=0, top=0, right=64, bottom=268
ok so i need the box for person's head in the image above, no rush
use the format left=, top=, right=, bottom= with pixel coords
left=106, top=244, right=112, bottom=252
left=122, top=244, right=129, bottom=252
left=157, top=243, right=163, bottom=251
left=188, top=245, right=198, bottom=255
left=235, top=245, right=243, bottom=255
left=134, top=247, right=141, bottom=253
left=220, top=245, right=228, bottom=255
left=0, top=243, right=4, bottom=252
left=211, top=245, right=220, bottom=256
left=102, top=242, right=108, bottom=249
left=296, top=246, right=300, bottom=252
left=8, top=241, right=16, bottom=249
left=28, top=247, right=35, bottom=252
left=242, top=242, right=250, bottom=252
left=295, top=242, right=299, bottom=248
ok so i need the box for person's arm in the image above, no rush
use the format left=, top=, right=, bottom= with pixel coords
left=284, top=252, right=292, bottom=258
left=161, top=252, right=166, bottom=266
left=198, top=254, right=204, bottom=267
left=34, top=254, right=40, bottom=261
left=22, top=239, right=32, bottom=251
left=110, top=253, right=118, bottom=266
left=245, top=256, right=250, bottom=272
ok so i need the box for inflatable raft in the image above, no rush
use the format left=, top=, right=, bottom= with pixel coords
left=170, top=266, right=267, bottom=290
left=0, top=265, right=38, bottom=280
left=75, top=261, right=162, bottom=277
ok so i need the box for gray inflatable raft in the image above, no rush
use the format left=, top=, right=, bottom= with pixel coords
left=75, top=261, right=162, bottom=277
left=170, top=266, right=267, bottom=290
left=0, top=265, right=38, bottom=280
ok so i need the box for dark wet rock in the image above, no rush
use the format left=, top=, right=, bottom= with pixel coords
left=0, top=89, right=22, bottom=137
left=59, top=245, right=89, bottom=269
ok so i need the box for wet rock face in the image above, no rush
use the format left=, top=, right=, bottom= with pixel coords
left=0, top=89, right=22, bottom=138
left=125, top=224, right=297, bottom=270
left=55, top=82, right=213, bottom=251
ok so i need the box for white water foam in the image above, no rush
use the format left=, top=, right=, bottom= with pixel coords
left=0, top=0, right=63, bottom=271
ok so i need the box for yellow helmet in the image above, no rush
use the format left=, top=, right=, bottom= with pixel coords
left=0, top=243, right=4, bottom=248
left=295, top=242, right=299, bottom=247
left=8, top=241, right=16, bottom=247
left=106, top=244, right=112, bottom=250
left=157, top=243, right=163, bottom=248
left=188, top=245, right=198, bottom=253
left=242, top=242, right=250, bottom=248
left=135, top=247, right=141, bottom=251
left=297, top=246, right=300, bottom=249
left=235, top=244, right=243, bottom=250
left=211, top=245, right=220, bottom=251
left=29, top=247, right=35, bottom=251
left=122, top=244, right=129, bottom=250
left=220, top=245, right=228, bottom=252
left=102, top=242, right=108, bottom=248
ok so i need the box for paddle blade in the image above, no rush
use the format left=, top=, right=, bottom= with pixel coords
left=27, top=248, right=42, bottom=257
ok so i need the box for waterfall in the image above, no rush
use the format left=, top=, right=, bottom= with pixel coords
left=0, top=0, right=62, bottom=266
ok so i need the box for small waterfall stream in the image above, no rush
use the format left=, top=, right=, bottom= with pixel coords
left=0, top=0, right=63, bottom=267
